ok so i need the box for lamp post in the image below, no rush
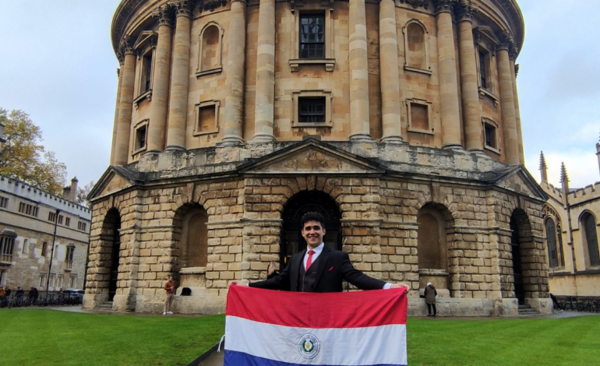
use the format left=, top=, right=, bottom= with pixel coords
left=46, top=209, right=60, bottom=292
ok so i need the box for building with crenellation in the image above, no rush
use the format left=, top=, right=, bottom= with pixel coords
left=539, top=140, right=600, bottom=301
left=0, top=177, right=91, bottom=291
left=85, top=0, right=553, bottom=316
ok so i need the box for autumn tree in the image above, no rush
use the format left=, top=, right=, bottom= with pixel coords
left=0, top=108, right=67, bottom=195
left=76, top=180, right=95, bottom=207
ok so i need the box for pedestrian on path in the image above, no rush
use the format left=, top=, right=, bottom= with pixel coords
left=163, top=276, right=175, bottom=315
left=425, top=282, right=437, bottom=317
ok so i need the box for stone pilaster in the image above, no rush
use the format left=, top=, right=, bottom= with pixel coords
left=456, top=0, right=483, bottom=151
left=114, top=36, right=136, bottom=166
left=509, top=52, right=524, bottom=164
left=110, top=67, right=123, bottom=165
left=434, top=0, right=462, bottom=149
left=222, top=0, right=247, bottom=146
left=148, top=4, right=173, bottom=153
left=349, top=0, right=372, bottom=141
left=379, top=0, right=402, bottom=143
left=166, top=0, right=193, bottom=151
left=497, top=31, right=519, bottom=165
left=252, top=0, right=276, bottom=143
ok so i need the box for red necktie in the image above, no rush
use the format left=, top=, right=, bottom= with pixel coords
left=306, top=250, right=315, bottom=270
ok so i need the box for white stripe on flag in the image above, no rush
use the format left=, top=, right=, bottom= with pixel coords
left=225, top=315, right=407, bottom=366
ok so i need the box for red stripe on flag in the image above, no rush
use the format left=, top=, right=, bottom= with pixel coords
left=226, top=285, right=407, bottom=328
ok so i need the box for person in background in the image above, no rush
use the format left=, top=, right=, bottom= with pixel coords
left=16, top=286, right=24, bottom=306
left=163, top=276, right=175, bottom=315
left=424, top=282, right=437, bottom=317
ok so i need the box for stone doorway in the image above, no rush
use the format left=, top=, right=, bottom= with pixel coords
left=510, top=216, right=525, bottom=305
left=280, top=191, right=341, bottom=266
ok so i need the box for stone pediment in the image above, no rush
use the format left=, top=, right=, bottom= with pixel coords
left=87, top=166, right=141, bottom=201
left=494, top=166, right=548, bottom=201
left=238, top=140, right=386, bottom=175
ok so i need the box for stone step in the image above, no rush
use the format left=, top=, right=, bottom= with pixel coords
left=518, top=304, right=540, bottom=316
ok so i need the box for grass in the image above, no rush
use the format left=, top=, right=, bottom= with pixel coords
left=0, top=309, right=598, bottom=366
left=0, top=309, right=225, bottom=366
left=406, top=316, right=600, bottom=366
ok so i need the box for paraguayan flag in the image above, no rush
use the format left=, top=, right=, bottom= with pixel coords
left=224, top=285, right=408, bottom=366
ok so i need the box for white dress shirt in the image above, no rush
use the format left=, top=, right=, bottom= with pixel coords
left=303, top=243, right=391, bottom=289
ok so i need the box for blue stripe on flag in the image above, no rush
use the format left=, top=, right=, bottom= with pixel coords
left=224, top=350, right=408, bottom=366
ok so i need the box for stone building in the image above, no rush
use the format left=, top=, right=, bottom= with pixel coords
left=85, top=0, right=552, bottom=316
left=540, top=141, right=600, bottom=300
left=0, top=177, right=91, bottom=291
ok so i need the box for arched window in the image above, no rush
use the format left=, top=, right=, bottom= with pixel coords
left=581, top=212, right=599, bottom=266
left=196, top=23, right=223, bottom=77
left=545, top=218, right=559, bottom=268
left=403, top=20, right=430, bottom=74
left=417, top=208, right=447, bottom=270
left=177, top=205, right=209, bottom=268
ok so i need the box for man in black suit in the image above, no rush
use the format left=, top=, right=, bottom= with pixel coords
left=235, top=212, right=407, bottom=292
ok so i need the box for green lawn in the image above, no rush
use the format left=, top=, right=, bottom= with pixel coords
left=0, top=309, right=224, bottom=366
left=0, top=309, right=598, bottom=366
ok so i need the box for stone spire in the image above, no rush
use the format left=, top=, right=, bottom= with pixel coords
left=539, top=151, right=548, bottom=183
left=560, top=162, right=569, bottom=195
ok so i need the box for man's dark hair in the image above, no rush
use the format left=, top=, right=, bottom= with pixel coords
left=300, top=212, right=326, bottom=229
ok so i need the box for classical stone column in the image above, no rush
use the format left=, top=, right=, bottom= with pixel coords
left=456, top=0, right=483, bottom=151
left=434, top=0, right=462, bottom=149
left=251, top=0, right=276, bottom=143
left=110, top=67, right=122, bottom=165
left=349, top=0, right=372, bottom=141
left=379, top=0, right=402, bottom=143
left=148, top=5, right=173, bottom=153
left=497, top=32, right=519, bottom=165
left=114, top=37, right=136, bottom=166
left=166, top=0, right=193, bottom=151
left=510, top=57, right=524, bottom=164
left=222, top=0, right=247, bottom=146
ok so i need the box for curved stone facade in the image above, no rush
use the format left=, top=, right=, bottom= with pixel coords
left=84, top=0, right=552, bottom=316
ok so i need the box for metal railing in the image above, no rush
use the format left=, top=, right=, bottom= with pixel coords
left=0, top=290, right=83, bottom=308
left=554, top=296, right=600, bottom=313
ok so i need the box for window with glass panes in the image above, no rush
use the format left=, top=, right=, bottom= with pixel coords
left=300, top=14, right=325, bottom=59
left=298, top=97, right=326, bottom=123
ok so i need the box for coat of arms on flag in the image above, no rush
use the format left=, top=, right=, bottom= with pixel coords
left=224, top=285, right=408, bottom=366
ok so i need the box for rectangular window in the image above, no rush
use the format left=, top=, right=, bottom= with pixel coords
left=40, top=274, right=47, bottom=288
left=77, top=221, right=87, bottom=232
left=135, top=124, right=147, bottom=151
left=298, top=97, right=326, bottom=123
left=65, top=217, right=71, bottom=227
left=141, top=52, right=153, bottom=93
left=0, top=196, right=8, bottom=208
left=299, top=14, right=325, bottom=59
left=65, top=245, right=75, bottom=270
left=479, top=49, right=489, bottom=89
left=58, top=274, right=64, bottom=288
left=406, top=99, right=433, bottom=135
left=1, top=236, right=15, bottom=262
left=58, top=215, right=64, bottom=225
left=484, top=121, right=498, bottom=150
left=70, top=276, right=77, bottom=288
left=19, top=202, right=38, bottom=217
left=22, top=239, right=29, bottom=255
left=48, top=212, right=56, bottom=222
left=42, top=242, right=49, bottom=257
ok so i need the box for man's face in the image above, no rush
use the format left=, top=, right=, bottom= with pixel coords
left=301, top=220, right=326, bottom=249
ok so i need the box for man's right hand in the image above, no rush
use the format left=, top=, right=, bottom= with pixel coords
left=230, top=281, right=248, bottom=287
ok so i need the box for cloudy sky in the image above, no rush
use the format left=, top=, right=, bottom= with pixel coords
left=0, top=0, right=598, bottom=189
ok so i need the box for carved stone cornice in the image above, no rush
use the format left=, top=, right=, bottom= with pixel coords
left=398, top=0, right=429, bottom=10
left=455, top=0, right=477, bottom=22
left=116, top=35, right=134, bottom=63
left=498, top=29, right=516, bottom=54
left=197, top=0, right=228, bottom=13
left=433, top=0, right=456, bottom=15
left=170, top=0, right=195, bottom=18
left=152, top=4, right=173, bottom=27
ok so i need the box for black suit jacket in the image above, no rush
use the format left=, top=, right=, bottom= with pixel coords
left=249, top=246, right=386, bottom=292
